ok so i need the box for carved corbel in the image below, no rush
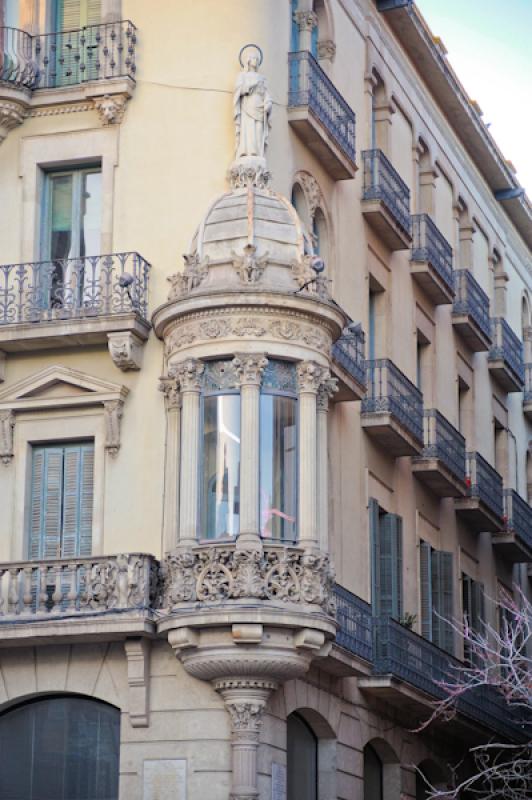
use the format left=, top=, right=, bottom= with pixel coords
left=317, top=375, right=339, bottom=411
left=0, top=410, right=15, bottom=465
left=107, top=332, right=144, bottom=371
left=0, top=101, right=26, bottom=145
left=318, top=39, right=336, bottom=62
left=124, top=638, right=151, bottom=727
left=92, top=93, right=128, bottom=125
left=104, top=399, right=124, bottom=457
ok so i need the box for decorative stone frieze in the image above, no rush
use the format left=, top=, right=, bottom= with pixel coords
left=160, top=545, right=335, bottom=612
left=92, top=93, right=128, bottom=125
left=167, top=253, right=209, bottom=300
left=103, top=399, right=124, bottom=457
left=172, top=358, right=204, bottom=393
left=232, top=244, right=269, bottom=285
left=294, top=10, right=318, bottom=32
left=232, top=353, right=268, bottom=386
left=107, top=331, right=144, bottom=371
left=0, top=410, right=15, bottom=465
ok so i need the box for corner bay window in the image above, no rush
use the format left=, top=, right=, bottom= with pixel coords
left=199, top=358, right=298, bottom=541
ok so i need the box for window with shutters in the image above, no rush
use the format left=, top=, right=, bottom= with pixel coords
left=419, top=541, right=454, bottom=654
left=462, top=573, right=485, bottom=667
left=49, top=0, right=102, bottom=86
left=53, top=0, right=101, bottom=32
left=369, top=498, right=403, bottom=620
left=29, top=442, right=94, bottom=561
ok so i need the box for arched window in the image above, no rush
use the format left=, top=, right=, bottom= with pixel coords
left=0, top=695, right=120, bottom=800
left=201, top=360, right=241, bottom=539
left=260, top=360, right=298, bottom=542
left=313, top=207, right=328, bottom=264
left=287, top=712, right=318, bottom=800
left=364, top=743, right=383, bottom=800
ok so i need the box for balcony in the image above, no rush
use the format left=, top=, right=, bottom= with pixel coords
left=361, top=359, right=424, bottom=456
left=524, top=364, right=532, bottom=420
left=361, top=149, right=412, bottom=250
left=492, top=490, right=532, bottom=563
left=359, top=616, right=526, bottom=743
left=331, top=325, right=366, bottom=401
left=451, top=269, right=492, bottom=352
left=0, top=252, right=151, bottom=353
left=0, top=553, right=157, bottom=643
left=455, top=452, right=504, bottom=533
left=410, top=214, right=454, bottom=304
left=330, top=584, right=373, bottom=675
left=488, top=318, right=525, bottom=392
left=287, top=50, right=356, bottom=180
left=412, top=410, right=467, bottom=497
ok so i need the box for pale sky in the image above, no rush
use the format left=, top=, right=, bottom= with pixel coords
left=416, top=0, right=532, bottom=193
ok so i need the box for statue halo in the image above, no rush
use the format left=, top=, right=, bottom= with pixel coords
left=238, top=43, right=264, bottom=69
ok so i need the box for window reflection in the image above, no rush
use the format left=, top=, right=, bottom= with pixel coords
left=202, top=394, right=241, bottom=539
left=260, top=394, right=297, bottom=542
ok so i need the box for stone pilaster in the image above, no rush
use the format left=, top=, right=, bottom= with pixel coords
left=458, top=215, right=476, bottom=269
left=297, top=361, right=327, bottom=550
left=159, top=374, right=182, bottom=552
left=174, top=359, right=204, bottom=548
left=317, top=376, right=337, bottom=552
left=233, top=354, right=268, bottom=550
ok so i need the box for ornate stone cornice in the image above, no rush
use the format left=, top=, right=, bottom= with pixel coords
left=232, top=353, right=268, bottom=386
left=172, top=358, right=204, bottom=393
left=297, top=361, right=328, bottom=394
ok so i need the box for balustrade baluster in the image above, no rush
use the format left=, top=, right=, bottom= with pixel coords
left=51, top=565, right=63, bottom=613
left=66, top=563, right=79, bottom=612
left=22, top=566, right=33, bottom=614
left=8, top=568, right=19, bottom=614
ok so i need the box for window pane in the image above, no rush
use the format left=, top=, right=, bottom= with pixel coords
left=0, top=697, right=120, bottom=800
left=202, top=395, right=241, bottom=539
left=260, top=395, right=297, bottom=542
left=80, top=171, right=102, bottom=257
left=49, top=174, right=73, bottom=260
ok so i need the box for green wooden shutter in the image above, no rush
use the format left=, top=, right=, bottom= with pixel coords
left=369, top=498, right=381, bottom=615
left=432, top=551, right=454, bottom=654
left=380, top=513, right=403, bottom=620
left=29, top=447, right=64, bottom=560
left=79, top=444, right=94, bottom=556
left=472, top=580, right=485, bottom=635
left=420, top=540, right=432, bottom=640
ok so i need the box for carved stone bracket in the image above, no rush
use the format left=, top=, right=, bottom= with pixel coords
left=124, top=638, right=151, bottom=727
left=232, top=244, right=269, bottom=285
left=0, top=410, right=15, bottom=465
left=232, top=353, right=268, bottom=386
left=318, top=39, right=336, bottom=62
left=107, top=331, right=144, bottom=371
left=167, top=253, right=209, bottom=301
left=0, top=100, right=27, bottom=144
left=103, top=399, right=124, bottom=457
left=92, top=93, right=128, bottom=125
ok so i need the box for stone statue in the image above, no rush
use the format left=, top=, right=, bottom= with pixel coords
left=233, top=52, right=272, bottom=161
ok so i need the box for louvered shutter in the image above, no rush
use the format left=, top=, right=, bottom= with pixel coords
left=420, top=540, right=432, bottom=640
left=472, top=580, right=485, bottom=636
left=37, top=448, right=64, bottom=559
left=86, top=0, right=100, bottom=25
left=369, top=498, right=381, bottom=615
left=380, top=513, right=403, bottom=620
left=61, top=444, right=94, bottom=558
left=29, top=449, right=46, bottom=560
left=79, top=444, right=94, bottom=556
left=432, top=551, right=454, bottom=654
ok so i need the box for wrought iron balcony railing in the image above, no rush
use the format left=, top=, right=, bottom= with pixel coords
left=362, top=149, right=411, bottom=235
left=465, top=451, right=504, bottom=520
left=0, top=554, right=156, bottom=618
left=489, top=317, right=525, bottom=387
left=0, top=252, right=150, bottom=325
left=453, top=269, right=491, bottom=342
left=420, top=409, right=466, bottom=484
left=363, top=358, right=424, bottom=444
left=503, top=490, right=532, bottom=552
left=411, top=213, right=454, bottom=294
left=333, top=583, right=373, bottom=662
left=331, top=325, right=366, bottom=390
left=372, top=615, right=526, bottom=742
left=0, top=27, right=36, bottom=88
left=0, top=20, right=136, bottom=91
left=288, top=50, right=356, bottom=164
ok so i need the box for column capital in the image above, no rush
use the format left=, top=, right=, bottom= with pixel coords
left=317, top=375, right=338, bottom=411
left=159, top=375, right=182, bottom=410
left=232, top=353, right=268, bottom=387
left=297, top=361, right=328, bottom=394
left=172, top=358, right=204, bottom=393
left=294, top=9, right=318, bottom=31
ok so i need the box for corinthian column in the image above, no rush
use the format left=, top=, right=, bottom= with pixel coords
left=159, top=374, right=182, bottom=552
left=174, top=359, right=204, bottom=548
left=297, top=361, right=327, bottom=550
left=233, top=354, right=268, bottom=551
left=317, top=375, right=337, bottom=553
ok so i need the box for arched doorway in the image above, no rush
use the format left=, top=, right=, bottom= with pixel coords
left=287, top=712, right=318, bottom=800
left=364, top=743, right=383, bottom=800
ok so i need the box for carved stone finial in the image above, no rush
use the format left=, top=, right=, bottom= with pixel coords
left=232, top=244, right=269, bottom=285
left=297, top=361, right=328, bottom=394
left=173, top=359, right=204, bottom=393
left=92, top=93, right=128, bottom=125
left=0, top=411, right=15, bottom=465
left=159, top=375, right=181, bottom=410
left=104, top=400, right=124, bottom=457
left=107, top=332, right=143, bottom=371
left=232, top=353, right=268, bottom=386
left=167, top=253, right=209, bottom=301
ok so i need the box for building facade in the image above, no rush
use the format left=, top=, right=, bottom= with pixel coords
left=0, top=0, right=531, bottom=798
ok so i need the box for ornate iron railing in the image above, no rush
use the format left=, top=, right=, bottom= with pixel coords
left=288, top=50, right=356, bottom=164
left=0, top=251, right=150, bottom=324
left=0, top=27, right=36, bottom=88
left=420, top=409, right=466, bottom=484
left=411, top=213, right=454, bottom=294
left=372, top=616, right=526, bottom=742
left=0, top=554, right=157, bottom=617
left=333, top=584, right=373, bottom=662
left=525, top=364, right=532, bottom=403
left=465, top=451, right=504, bottom=520
left=362, top=359, right=424, bottom=444
left=453, top=269, right=491, bottom=342
left=489, top=317, right=525, bottom=386
left=362, top=149, right=411, bottom=235
left=331, top=325, right=366, bottom=389
left=503, top=490, right=532, bottom=552
left=32, top=19, right=136, bottom=89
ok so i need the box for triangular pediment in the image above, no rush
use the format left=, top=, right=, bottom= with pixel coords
left=0, top=365, right=128, bottom=411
